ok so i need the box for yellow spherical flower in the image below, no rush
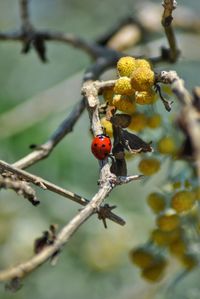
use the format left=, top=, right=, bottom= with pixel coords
left=131, top=67, right=155, bottom=91
left=151, top=229, right=169, bottom=247
left=101, top=117, right=113, bottom=137
left=114, top=77, right=135, bottom=96
left=171, top=190, right=196, bottom=213
left=151, top=228, right=181, bottom=247
left=135, top=58, right=151, bottom=69
left=147, top=192, right=166, bottom=213
left=138, top=158, right=161, bottom=176
left=128, top=112, right=147, bottom=132
left=169, top=238, right=187, bottom=257
left=129, top=247, right=155, bottom=269
left=157, top=136, right=177, bottom=155
left=112, top=94, right=136, bottom=114
left=141, top=259, right=167, bottom=283
left=147, top=113, right=162, bottom=129
left=117, top=56, right=137, bottom=77
left=102, top=86, right=114, bottom=104
left=135, top=90, right=155, bottom=105
left=156, top=210, right=180, bottom=232
left=179, top=253, right=198, bottom=270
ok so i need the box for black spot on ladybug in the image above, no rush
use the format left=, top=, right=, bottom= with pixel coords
left=94, top=143, right=98, bottom=147
left=102, top=144, right=106, bottom=147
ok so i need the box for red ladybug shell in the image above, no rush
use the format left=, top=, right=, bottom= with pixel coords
left=91, top=135, right=112, bottom=160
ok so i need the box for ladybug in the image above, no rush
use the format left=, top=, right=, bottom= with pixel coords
left=91, top=135, right=112, bottom=160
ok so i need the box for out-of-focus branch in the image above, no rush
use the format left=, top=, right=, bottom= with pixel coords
left=156, top=71, right=200, bottom=180
left=161, top=0, right=179, bottom=62
left=0, top=30, right=110, bottom=60
left=96, top=16, right=145, bottom=47
left=13, top=98, right=85, bottom=170
left=20, top=0, right=32, bottom=30
left=0, top=0, right=119, bottom=60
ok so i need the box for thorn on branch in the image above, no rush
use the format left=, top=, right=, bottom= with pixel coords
left=33, top=34, right=47, bottom=62
left=154, top=83, right=173, bottom=111
left=97, top=204, right=117, bottom=229
left=21, top=32, right=48, bottom=62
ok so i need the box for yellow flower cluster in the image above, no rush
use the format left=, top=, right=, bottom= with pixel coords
left=112, top=94, right=136, bottom=114
left=129, top=246, right=167, bottom=282
left=102, top=57, right=155, bottom=116
left=100, top=57, right=158, bottom=135
left=115, top=56, right=155, bottom=106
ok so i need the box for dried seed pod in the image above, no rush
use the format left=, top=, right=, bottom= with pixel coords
left=121, top=129, right=152, bottom=153
left=110, top=114, right=131, bottom=128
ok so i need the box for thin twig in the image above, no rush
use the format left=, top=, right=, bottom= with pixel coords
left=0, top=160, right=125, bottom=226
left=20, top=0, right=32, bottom=30
left=161, top=0, right=179, bottom=62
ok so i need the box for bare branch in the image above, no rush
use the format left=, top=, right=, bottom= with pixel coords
left=0, top=160, right=125, bottom=226
left=116, top=175, right=144, bottom=185
left=156, top=71, right=200, bottom=180
left=161, top=0, right=179, bottom=62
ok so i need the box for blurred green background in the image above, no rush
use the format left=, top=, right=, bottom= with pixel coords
left=0, top=0, right=200, bottom=298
